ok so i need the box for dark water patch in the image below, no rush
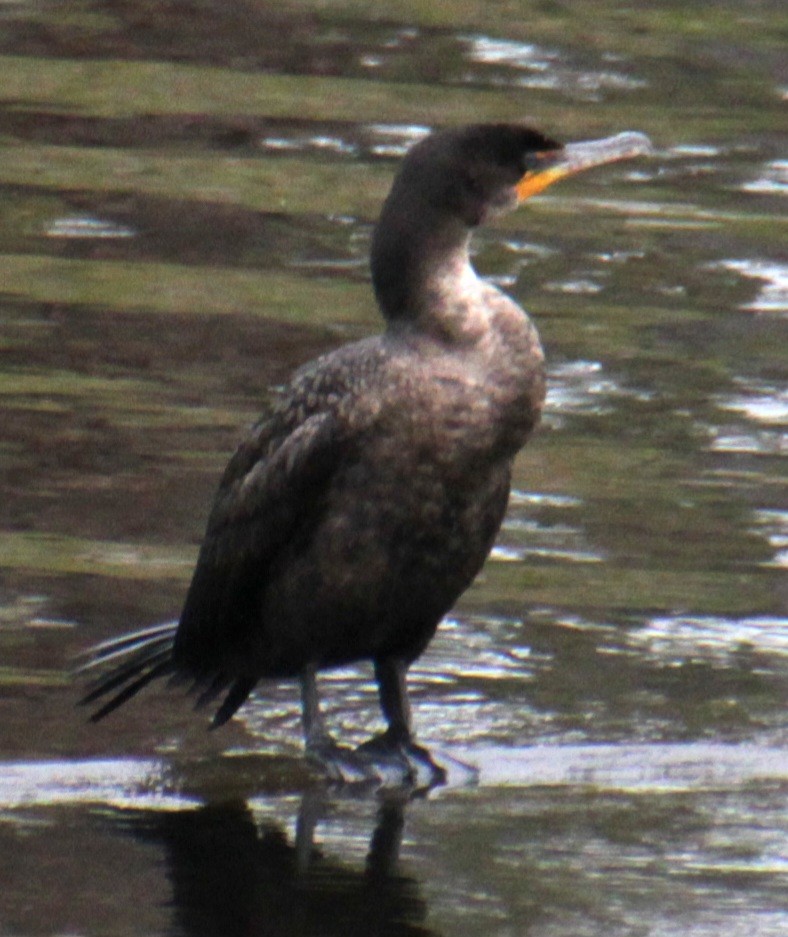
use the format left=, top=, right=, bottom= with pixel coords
left=3, top=0, right=782, bottom=119
left=0, top=107, right=289, bottom=153
left=0, top=107, right=422, bottom=165
left=0, top=0, right=519, bottom=97
left=0, top=254, right=377, bottom=322
left=0, top=137, right=397, bottom=220
left=0, top=298, right=337, bottom=393
left=0, top=1, right=428, bottom=79
left=1, top=182, right=366, bottom=272
left=638, top=304, right=788, bottom=386
left=0, top=299, right=342, bottom=549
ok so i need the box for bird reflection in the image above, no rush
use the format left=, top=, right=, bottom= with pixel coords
left=129, top=793, right=437, bottom=937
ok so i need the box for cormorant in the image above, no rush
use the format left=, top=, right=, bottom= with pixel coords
left=78, top=124, right=652, bottom=786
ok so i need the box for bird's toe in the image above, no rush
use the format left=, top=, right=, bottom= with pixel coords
left=355, top=733, right=447, bottom=790
left=305, top=735, right=376, bottom=785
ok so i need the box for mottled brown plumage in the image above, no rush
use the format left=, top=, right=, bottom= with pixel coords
left=78, top=123, right=651, bottom=785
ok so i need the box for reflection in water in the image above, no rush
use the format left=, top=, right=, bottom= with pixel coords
left=128, top=795, right=433, bottom=937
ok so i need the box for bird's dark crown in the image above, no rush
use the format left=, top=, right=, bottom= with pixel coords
left=395, top=124, right=562, bottom=226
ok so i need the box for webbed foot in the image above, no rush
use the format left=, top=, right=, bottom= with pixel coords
left=354, top=731, right=447, bottom=790
left=305, top=735, right=378, bottom=786
left=304, top=731, right=449, bottom=790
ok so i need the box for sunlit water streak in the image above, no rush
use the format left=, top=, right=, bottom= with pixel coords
left=710, top=260, right=788, bottom=313
left=2, top=738, right=786, bottom=811
left=258, top=122, right=432, bottom=160
left=45, top=215, right=137, bottom=239
left=462, top=34, right=647, bottom=99
left=0, top=758, right=192, bottom=810
left=544, top=359, right=651, bottom=421
left=631, top=614, right=788, bottom=660
left=741, top=159, right=788, bottom=195
left=750, top=509, right=788, bottom=568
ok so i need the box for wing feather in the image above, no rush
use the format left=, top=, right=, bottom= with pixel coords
left=172, top=409, right=345, bottom=674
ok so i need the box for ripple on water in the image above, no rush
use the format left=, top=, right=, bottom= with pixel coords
left=709, top=259, right=788, bottom=314
left=492, top=523, right=604, bottom=566
left=462, top=35, right=558, bottom=71
left=543, top=276, right=604, bottom=295
left=501, top=239, right=557, bottom=260
left=258, top=122, right=432, bottom=161
left=593, top=248, right=646, bottom=264
left=0, top=758, right=192, bottom=810
left=545, top=359, right=651, bottom=420
left=509, top=489, right=583, bottom=509
left=669, top=144, right=724, bottom=159
left=44, top=215, right=136, bottom=239
left=494, top=485, right=602, bottom=566
left=546, top=360, right=613, bottom=415
left=740, top=159, right=788, bottom=195
left=462, top=34, right=647, bottom=99
left=718, top=385, right=788, bottom=426
left=708, top=378, right=788, bottom=455
left=630, top=613, right=788, bottom=661
left=364, top=122, right=432, bottom=157
left=259, top=133, right=359, bottom=156
left=750, top=509, right=788, bottom=569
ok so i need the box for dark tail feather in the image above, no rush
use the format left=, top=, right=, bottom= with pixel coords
left=75, top=622, right=178, bottom=721
left=211, top=676, right=257, bottom=728
left=88, top=658, right=176, bottom=723
left=75, top=621, right=257, bottom=727
left=80, top=645, right=175, bottom=707
left=194, top=671, right=231, bottom=711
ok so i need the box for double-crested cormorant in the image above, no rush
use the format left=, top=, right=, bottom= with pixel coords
left=78, top=124, right=652, bottom=786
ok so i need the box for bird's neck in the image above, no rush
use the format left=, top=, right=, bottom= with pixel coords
left=371, top=198, right=486, bottom=344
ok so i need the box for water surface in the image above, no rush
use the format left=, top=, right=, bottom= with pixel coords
left=0, top=1, right=786, bottom=935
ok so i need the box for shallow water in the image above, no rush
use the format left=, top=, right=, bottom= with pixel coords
left=0, top=1, right=786, bottom=935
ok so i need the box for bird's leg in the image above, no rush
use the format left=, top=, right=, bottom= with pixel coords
left=299, top=663, right=374, bottom=784
left=355, top=658, right=447, bottom=788
left=300, top=662, right=331, bottom=748
left=299, top=659, right=449, bottom=789
left=375, top=656, right=412, bottom=744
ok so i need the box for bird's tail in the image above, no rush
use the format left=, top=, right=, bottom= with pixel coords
left=75, top=621, right=178, bottom=722
left=75, top=621, right=257, bottom=728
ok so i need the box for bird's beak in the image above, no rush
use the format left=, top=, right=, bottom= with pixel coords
left=516, top=131, right=653, bottom=202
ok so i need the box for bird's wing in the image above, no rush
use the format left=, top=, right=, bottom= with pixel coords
left=172, top=406, right=346, bottom=680
left=208, top=407, right=341, bottom=548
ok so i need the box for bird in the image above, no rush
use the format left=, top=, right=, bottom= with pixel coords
left=77, top=123, right=652, bottom=787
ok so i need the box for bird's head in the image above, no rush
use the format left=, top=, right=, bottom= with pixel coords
left=394, top=123, right=653, bottom=227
